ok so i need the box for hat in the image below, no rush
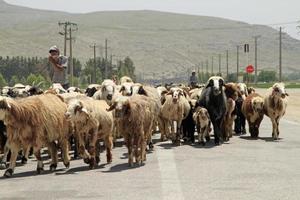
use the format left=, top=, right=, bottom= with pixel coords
left=49, top=45, right=60, bottom=53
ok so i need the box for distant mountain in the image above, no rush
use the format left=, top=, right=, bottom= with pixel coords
left=1, top=0, right=300, bottom=80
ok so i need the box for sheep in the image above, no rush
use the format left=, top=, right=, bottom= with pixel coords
left=237, top=83, right=248, bottom=100
left=120, top=76, right=133, bottom=84
left=93, top=79, right=117, bottom=104
left=189, top=88, right=203, bottom=100
left=221, top=83, right=239, bottom=141
left=160, top=87, right=191, bottom=145
left=50, top=83, right=67, bottom=94
left=182, top=99, right=197, bottom=143
left=264, top=83, right=288, bottom=140
left=107, top=95, right=154, bottom=166
left=242, top=93, right=264, bottom=138
left=85, top=84, right=101, bottom=97
left=67, top=87, right=82, bottom=93
left=193, top=107, right=211, bottom=145
left=0, top=94, right=71, bottom=177
left=130, top=83, right=162, bottom=149
left=196, top=76, right=227, bottom=145
left=65, top=97, right=114, bottom=169
left=156, top=86, right=168, bottom=104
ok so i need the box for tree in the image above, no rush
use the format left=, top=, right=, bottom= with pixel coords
left=0, top=73, right=7, bottom=87
left=258, top=70, right=277, bottom=82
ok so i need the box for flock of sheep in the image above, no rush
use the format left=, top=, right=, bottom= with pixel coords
left=0, top=75, right=288, bottom=178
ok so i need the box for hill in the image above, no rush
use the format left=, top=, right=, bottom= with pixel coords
left=1, top=0, right=300, bottom=80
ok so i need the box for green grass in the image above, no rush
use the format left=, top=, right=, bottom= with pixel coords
left=249, top=82, right=300, bottom=89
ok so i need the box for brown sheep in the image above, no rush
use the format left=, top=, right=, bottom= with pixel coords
left=221, top=83, right=239, bottom=141
left=242, top=93, right=264, bottom=138
left=193, top=107, right=211, bottom=145
left=107, top=95, right=154, bottom=167
left=0, top=94, right=70, bottom=177
left=65, top=97, right=114, bottom=169
left=264, top=83, right=288, bottom=140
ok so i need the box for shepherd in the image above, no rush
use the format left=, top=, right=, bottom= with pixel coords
left=48, top=46, right=69, bottom=89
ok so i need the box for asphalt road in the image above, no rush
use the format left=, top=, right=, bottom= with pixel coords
left=1, top=117, right=300, bottom=200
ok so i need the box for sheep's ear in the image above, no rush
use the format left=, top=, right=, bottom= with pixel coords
left=74, top=101, right=83, bottom=114
left=138, top=86, right=147, bottom=96
left=81, top=108, right=89, bottom=115
left=161, top=90, right=168, bottom=96
left=106, top=102, right=116, bottom=112
left=119, top=86, right=125, bottom=93
left=0, top=98, right=11, bottom=110
left=285, top=92, right=289, bottom=96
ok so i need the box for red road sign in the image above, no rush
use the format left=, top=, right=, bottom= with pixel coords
left=246, top=65, right=254, bottom=73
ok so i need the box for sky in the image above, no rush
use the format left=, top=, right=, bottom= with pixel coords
left=5, top=0, right=300, bottom=39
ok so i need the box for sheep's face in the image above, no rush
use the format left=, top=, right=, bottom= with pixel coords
left=170, top=88, right=184, bottom=103
left=102, top=85, right=115, bottom=101
left=272, top=83, right=288, bottom=99
left=65, top=100, right=90, bottom=122
left=225, top=83, right=239, bottom=101
left=120, top=83, right=133, bottom=96
left=207, top=76, right=224, bottom=96
left=85, top=87, right=97, bottom=97
left=237, top=83, right=248, bottom=97
left=194, top=107, right=209, bottom=122
left=251, top=97, right=264, bottom=112
left=107, top=96, right=130, bottom=118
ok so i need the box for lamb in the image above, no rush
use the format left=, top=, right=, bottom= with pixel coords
left=65, top=97, right=114, bottom=169
left=242, top=93, right=264, bottom=138
left=160, top=87, right=191, bottom=145
left=193, top=107, right=211, bottom=145
left=264, top=83, right=288, bottom=140
left=85, top=84, right=101, bottom=97
left=0, top=94, right=71, bottom=177
left=107, top=95, right=154, bottom=166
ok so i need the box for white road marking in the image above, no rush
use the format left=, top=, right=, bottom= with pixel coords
left=156, top=146, right=184, bottom=200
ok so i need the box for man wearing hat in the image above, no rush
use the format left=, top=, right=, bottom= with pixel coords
left=189, top=70, right=198, bottom=88
left=48, top=46, right=69, bottom=89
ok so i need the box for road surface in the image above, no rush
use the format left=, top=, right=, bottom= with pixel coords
left=1, top=117, right=300, bottom=200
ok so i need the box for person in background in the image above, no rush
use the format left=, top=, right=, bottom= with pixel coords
left=112, top=75, right=118, bottom=84
left=48, top=46, right=69, bottom=89
left=189, top=70, right=198, bottom=88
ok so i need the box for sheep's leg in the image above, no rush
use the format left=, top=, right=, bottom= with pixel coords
left=60, top=139, right=70, bottom=168
left=175, top=120, right=182, bottom=145
left=47, top=142, right=58, bottom=172
left=3, top=143, right=19, bottom=177
left=87, top=130, right=98, bottom=169
left=77, top=132, right=91, bottom=164
left=21, top=145, right=31, bottom=165
left=271, top=118, right=278, bottom=140
left=128, top=136, right=134, bottom=167
left=95, top=139, right=101, bottom=165
left=134, top=133, right=142, bottom=165
left=276, top=116, right=280, bottom=138
left=34, top=148, right=44, bottom=174
left=104, top=135, right=113, bottom=164
left=158, top=117, right=166, bottom=141
left=0, top=143, right=9, bottom=169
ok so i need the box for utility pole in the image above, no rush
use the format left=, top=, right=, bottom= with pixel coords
left=58, top=21, right=78, bottom=86
left=58, top=22, right=67, bottom=56
left=226, top=50, right=229, bottom=80
left=279, top=27, right=282, bottom=82
left=218, top=54, right=221, bottom=75
left=89, top=43, right=98, bottom=83
left=206, top=59, right=209, bottom=74
left=105, top=39, right=108, bottom=79
left=236, top=45, right=240, bottom=82
left=211, top=56, right=214, bottom=74
left=253, top=35, right=261, bottom=84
